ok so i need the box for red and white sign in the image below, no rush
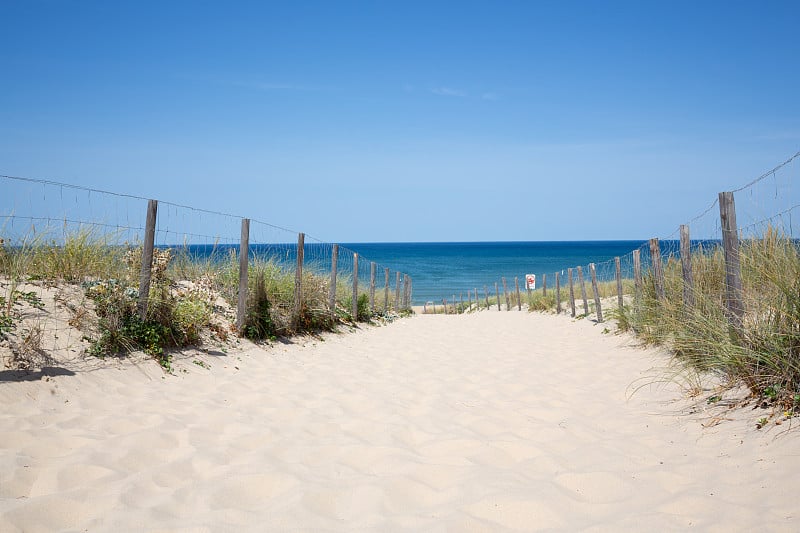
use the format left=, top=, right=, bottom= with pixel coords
left=525, top=274, right=536, bottom=290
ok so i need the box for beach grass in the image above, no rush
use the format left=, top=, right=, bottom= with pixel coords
left=0, top=227, right=393, bottom=369
left=619, top=227, right=800, bottom=410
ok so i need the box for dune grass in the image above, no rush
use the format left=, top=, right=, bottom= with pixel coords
left=620, top=227, right=800, bottom=410
left=1, top=228, right=400, bottom=369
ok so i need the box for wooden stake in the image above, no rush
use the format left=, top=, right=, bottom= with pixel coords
left=615, top=256, right=623, bottom=313
left=577, top=265, right=589, bottom=316
left=515, top=277, right=521, bottom=310
left=555, top=271, right=562, bottom=314
left=138, top=199, right=158, bottom=320
left=649, top=238, right=666, bottom=301
left=293, top=232, right=305, bottom=330
left=329, top=244, right=338, bottom=322
left=589, top=263, right=603, bottom=323
left=633, top=249, right=642, bottom=305
left=369, top=261, right=376, bottom=314
left=568, top=268, right=576, bottom=317
left=352, top=252, right=359, bottom=321
left=680, top=224, right=695, bottom=311
left=719, top=192, right=744, bottom=328
left=236, top=218, right=250, bottom=331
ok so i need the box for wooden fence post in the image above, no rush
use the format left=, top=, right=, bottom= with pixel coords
left=468, top=290, right=472, bottom=310
left=719, top=192, right=744, bottom=328
left=542, top=273, right=547, bottom=297
left=329, top=244, right=338, bottom=322
left=352, top=252, right=359, bottom=321
left=384, top=268, right=390, bottom=311
left=452, top=294, right=456, bottom=314
left=502, top=278, right=510, bottom=311
left=484, top=286, right=489, bottom=309
left=443, top=298, right=448, bottom=315
left=405, top=275, right=412, bottom=310
left=568, top=267, right=576, bottom=317
left=293, top=232, right=305, bottom=330
left=138, top=199, right=158, bottom=319
left=236, top=218, right=250, bottom=331
left=577, top=265, right=589, bottom=316
left=459, top=292, right=464, bottom=313
left=474, top=288, right=479, bottom=311
left=680, top=224, right=695, bottom=311
left=395, top=272, right=401, bottom=311
left=633, top=249, right=643, bottom=304
left=370, top=261, right=377, bottom=314
left=495, top=282, right=501, bottom=311
left=555, top=271, right=562, bottom=314
left=515, top=277, right=522, bottom=310
left=589, top=263, right=603, bottom=323
left=649, top=238, right=666, bottom=301
left=615, top=256, right=623, bottom=313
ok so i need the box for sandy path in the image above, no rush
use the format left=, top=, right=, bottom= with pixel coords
left=0, top=311, right=797, bottom=532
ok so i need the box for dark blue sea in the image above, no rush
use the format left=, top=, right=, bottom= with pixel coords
left=178, top=240, right=694, bottom=305
left=342, top=241, right=649, bottom=304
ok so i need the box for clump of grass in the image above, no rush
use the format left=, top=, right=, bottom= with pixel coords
left=1, top=225, right=409, bottom=371
left=625, top=226, right=800, bottom=410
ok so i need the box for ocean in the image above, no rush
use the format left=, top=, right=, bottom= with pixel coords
left=342, top=241, right=647, bottom=305
left=178, top=240, right=658, bottom=305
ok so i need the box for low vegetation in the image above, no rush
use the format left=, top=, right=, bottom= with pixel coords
left=0, top=228, right=405, bottom=371
left=618, top=227, right=800, bottom=417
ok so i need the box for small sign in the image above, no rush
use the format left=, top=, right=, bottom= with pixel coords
left=525, top=274, right=536, bottom=290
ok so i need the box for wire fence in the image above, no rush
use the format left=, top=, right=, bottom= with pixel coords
left=422, top=150, right=800, bottom=317
left=1, top=175, right=413, bottom=369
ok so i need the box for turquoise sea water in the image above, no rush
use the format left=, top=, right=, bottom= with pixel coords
left=343, top=241, right=647, bottom=304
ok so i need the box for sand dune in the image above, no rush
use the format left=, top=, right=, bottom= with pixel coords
left=1, top=311, right=797, bottom=531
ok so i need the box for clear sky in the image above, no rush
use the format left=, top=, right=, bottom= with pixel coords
left=2, top=0, right=799, bottom=242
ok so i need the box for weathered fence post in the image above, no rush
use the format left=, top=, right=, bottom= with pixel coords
left=395, top=272, right=401, bottom=311
left=236, top=218, right=250, bottom=331
left=484, top=286, right=489, bottom=309
left=515, top=277, right=521, bottom=310
left=405, top=275, right=412, bottom=310
left=384, top=268, right=390, bottom=311
left=329, top=244, right=339, bottom=322
left=138, top=199, right=158, bottom=319
left=502, top=278, right=510, bottom=311
left=474, top=288, right=479, bottom=311
left=615, top=256, right=623, bottom=313
left=680, top=224, right=695, bottom=311
left=370, top=261, right=376, bottom=314
left=352, top=252, right=359, bottom=321
left=633, top=249, right=643, bottom=304
left=568, top=268, right=576, bottom=317
left=293, top=232, right=305, bottom=329
left=459, top=292, right=464, bottom=313
left=577, top=265, right=589, bottom=316
left=468, top=290, right=472, bottom=310
left=495, top=282, right=501, bottom=311
left=719, top=192, right=744, bottom=328
left=649, top=238, right=666, bottom=301
left=589, top=263, right=603, bottom=323
left=443, top=298, right=448, bottom=315
left=452, top=294, right=457, bottom=314
left=555, top=271, right=562, bottom=314
left=542, top=273, right=547, bottom=297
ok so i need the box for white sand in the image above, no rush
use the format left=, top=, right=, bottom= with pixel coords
left=0, top=311, right=797, bottom=532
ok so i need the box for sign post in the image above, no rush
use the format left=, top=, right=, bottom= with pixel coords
left=525, top=274, right=536, bottom=291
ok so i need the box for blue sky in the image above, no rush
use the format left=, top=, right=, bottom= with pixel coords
left=2, top=0, right=799, bottom=242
